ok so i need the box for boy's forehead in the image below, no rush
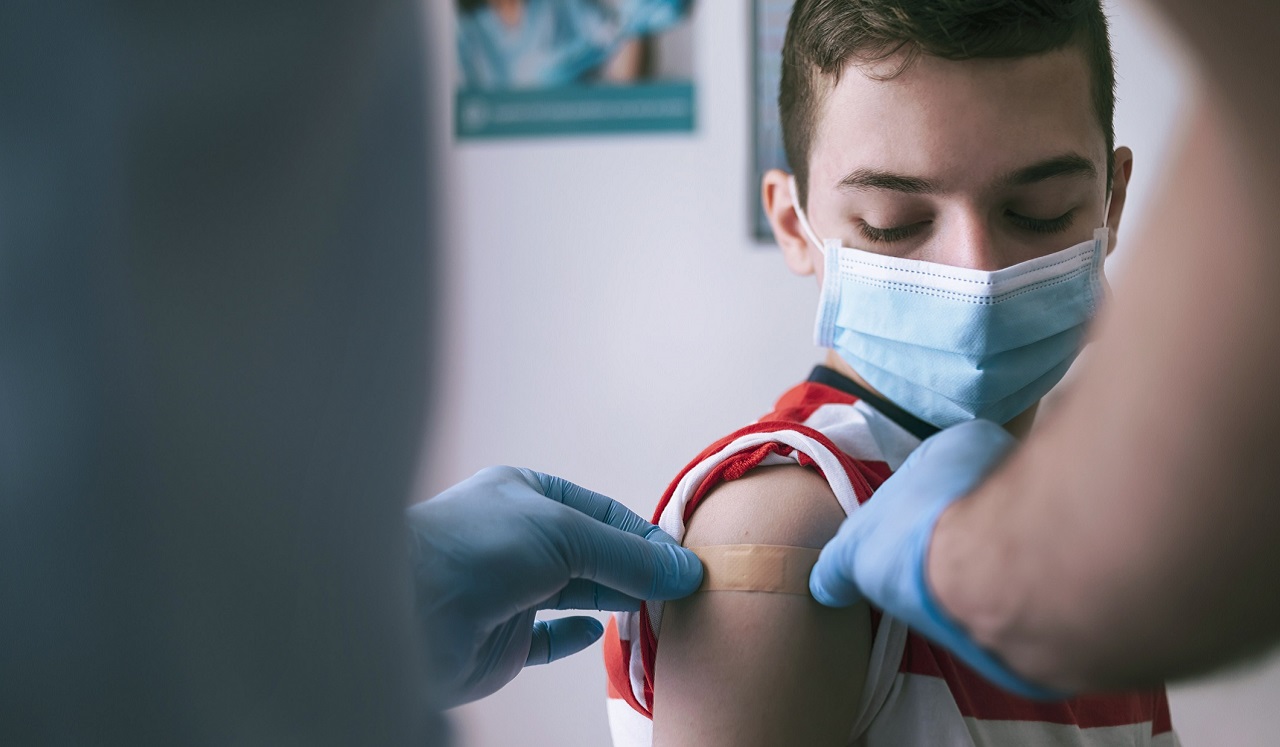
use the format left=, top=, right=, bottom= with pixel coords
left=809, top=46, right=1104, bottom=193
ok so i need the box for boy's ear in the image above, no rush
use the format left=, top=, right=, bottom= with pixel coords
left=762, top=169, right=818, bottom=276
left=1105, top=146, right=1135, bottom=255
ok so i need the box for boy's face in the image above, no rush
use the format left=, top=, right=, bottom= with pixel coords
left=765, top=45, right=1133, bottom=278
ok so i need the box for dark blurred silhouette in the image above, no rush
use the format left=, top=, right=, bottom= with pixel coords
left=1, top=2, right=441, bottom=743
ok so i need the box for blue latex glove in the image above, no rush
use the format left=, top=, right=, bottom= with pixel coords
left=407, top=466, right=703, bottom=708
left=809, top=420, right=1064, bottom=699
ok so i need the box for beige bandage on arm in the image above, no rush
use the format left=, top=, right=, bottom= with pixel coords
left=689, top=544, right=821, bottom=595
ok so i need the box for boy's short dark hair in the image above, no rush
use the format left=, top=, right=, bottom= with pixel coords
left=780, top=0, right=1116, bottom=207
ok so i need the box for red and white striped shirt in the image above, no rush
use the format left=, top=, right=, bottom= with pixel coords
left=603, top=373, right=1178, bottom=746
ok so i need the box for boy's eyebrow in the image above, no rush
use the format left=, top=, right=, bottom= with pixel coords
left=836, top=168, right=938, bottom=195
left=1002, top=153, right=1098, bottom=187
left=834, top=153, right=1098, bottom=196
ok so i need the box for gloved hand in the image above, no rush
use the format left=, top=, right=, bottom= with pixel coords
left=809, top=420, right=1063, bottom=699
left=407, top=466, right=703, bottom=708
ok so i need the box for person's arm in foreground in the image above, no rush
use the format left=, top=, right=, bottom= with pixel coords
left=653, top=466, right=869, bottom=746
left=814, top=0, right=1280, bottom=692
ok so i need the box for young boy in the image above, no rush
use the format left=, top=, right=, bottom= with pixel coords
left=604, top=0, right=1179, bottom=744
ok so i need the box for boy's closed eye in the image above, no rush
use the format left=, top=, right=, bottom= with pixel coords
left=856, top=207, right=1079, bottom=246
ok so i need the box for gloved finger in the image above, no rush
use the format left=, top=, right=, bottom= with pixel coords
left=538, top=579, right=642, bottom=612
left=524, top=616, right=605, bottom=666
left=557, top=514, right=704, bottom=602
left=810, top=516, right=865, bottom=608
left=519, top=468, right=677, bottom=543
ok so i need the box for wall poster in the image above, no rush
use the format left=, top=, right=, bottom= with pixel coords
left=752, top=0, right=792, bottom=241
left=455, top=0, right=697, bottom=139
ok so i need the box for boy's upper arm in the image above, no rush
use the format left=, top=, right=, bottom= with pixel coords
left=651, top=464, right=872, bottom=747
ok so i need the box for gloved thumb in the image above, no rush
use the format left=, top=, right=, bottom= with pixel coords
left=810, top=518, right=865, bottom=608
left=525, top=616, right=606, bottom=666
left=561, top=514, right=704, bottom=602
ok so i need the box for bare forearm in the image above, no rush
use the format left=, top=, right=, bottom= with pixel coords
left=1159, top=0, right=1280, bottom=140
left=931, top=12, right=1280, bottom=689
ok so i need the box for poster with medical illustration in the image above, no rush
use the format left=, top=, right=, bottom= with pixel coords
left=753, top=0, right=791, bottom=240
left=455, top=0, right=697, bottom=138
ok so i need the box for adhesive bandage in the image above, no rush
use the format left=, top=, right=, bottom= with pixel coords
left=689, top=544, right=821, bottom=595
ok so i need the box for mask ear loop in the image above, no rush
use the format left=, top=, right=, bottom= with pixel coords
left=1093, top=188, right=1115, bottom=307
left=789, top=175, right=843, bottom=347
left=788, top=175, right=826, bottom=254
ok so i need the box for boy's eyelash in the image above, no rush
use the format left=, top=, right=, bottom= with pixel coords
left=857, top=221, right=925, bottom=244
left=1007, top=210, right=1075, bottom=234
left=857, top=210, right=1076, bottom=244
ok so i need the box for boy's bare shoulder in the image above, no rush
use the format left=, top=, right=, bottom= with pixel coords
left=653, top=465, right=870, bottom=746
left=684, top=464, right=846, bottom=549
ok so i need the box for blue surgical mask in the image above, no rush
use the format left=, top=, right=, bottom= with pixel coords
left=789, top=177, right=1110, bottom=428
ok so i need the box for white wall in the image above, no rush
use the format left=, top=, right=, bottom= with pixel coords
left=421, top=2, right=1280, bottom=744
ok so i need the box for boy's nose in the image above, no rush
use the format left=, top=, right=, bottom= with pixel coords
left=944, top=216, right=1011, bottom=271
